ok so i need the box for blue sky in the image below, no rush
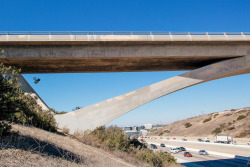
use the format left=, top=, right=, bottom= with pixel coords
left=1, top=0, right=250, bottom=126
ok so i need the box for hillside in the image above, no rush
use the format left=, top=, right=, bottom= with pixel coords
left=151, top=107, right=250, bottom=139
left=0, top=124, right=140, bottom=167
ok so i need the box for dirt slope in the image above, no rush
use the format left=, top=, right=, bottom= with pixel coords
left=0, top=124, right=135, bottom=167
left=151, top=107, right=250, bottom=139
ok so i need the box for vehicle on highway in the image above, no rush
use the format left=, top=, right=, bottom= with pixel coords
left=204, top=140, right=210, bottom=143
left=184, top=152, right=192, bottom=157
left=179, top=147, right=186, bottom=151
left=166, top=137, right=170, bottom=140
left=170, top=148, right=179, bottom=154
left=160, top=137, right=163, bottom=139
left=182, top=138, right=187, bottom=141
left=247, top=141, right=250, bottom=145
left=175, top=147, right=182, bottom=152
left=197, top=138, right=203, bottom=142
left=214, top=135, right=233, bottom=144
left=173, top=138, right=176, bottom=140
left=150, top=144, right=157, bottom=149
left=198, top=150, right=208, bottom=155
left=229, top=141, right=237, bottom=145
left=160, top=143, right=165, bottom=147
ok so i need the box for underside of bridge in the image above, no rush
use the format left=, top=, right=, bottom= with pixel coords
left=1, top=34, right=250, bottom=133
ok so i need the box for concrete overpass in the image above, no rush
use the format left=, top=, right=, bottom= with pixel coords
left=0, top=32, right=250, bottom=133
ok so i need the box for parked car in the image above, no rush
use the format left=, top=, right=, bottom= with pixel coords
left=150, top=144, right=157, bottom=149
left=179, top=147, right=186, bottom=151
left=170, top=148, right=179, bottom=154
left=198, top=150, right=208, bottom=155
left=197, top=138, right=203, bottom=142
left=184, top=152, right=192, bottom=157
left=160, top=143, right=165, bottom=147
left=182, top=138, right=187, bottom=141
left=247, top=141, right=250, bottom=145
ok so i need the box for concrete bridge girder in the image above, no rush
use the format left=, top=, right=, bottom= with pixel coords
left=55, top=55, right=250, bottom=133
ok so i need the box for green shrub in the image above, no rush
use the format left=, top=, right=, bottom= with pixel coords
left=227, top=126, right=235, bottom=131
left=237, top=115, right=246, bottom=121
left=212, top=127, right=222, bottom=135
left=164, top=130, right=170, bottom=133
left=214, top=113, right=219, bottom=118
left=228, top=122, right=232, bottom=126
left=158, top=132, right=164, bottom=136
left=185, top=123, right=192, bottom=128
left=136, top=149, right=176, bottom=167
left=203, top=117, right=212, bottom=123
left=74, top=126, right=177, bottom=167
left=0, top=121, right=12, bottom=138
left=0, top=64, right=57, bottom=133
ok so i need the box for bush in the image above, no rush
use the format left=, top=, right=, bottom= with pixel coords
left=0, top=121, right=12, bottom=138
left=185, top=123, right=192, bottom=128
left=0, top=64, right=57, bottom=133
left=164, top=130, right=170, bottom=133
left=136, top=149, right=176, bottom=167
left=213, top=113, right=219, bottom=118
left=74, top=126, right=177, bottom=167
left=203, top=117, right=212, bottom=123
left=212, top=127, right=222, bottom=135
left=237, top=115, right=246, bottom=121
left=158, top=132, right=164, bottom=136
left=227, top=126, right=235, bottom=131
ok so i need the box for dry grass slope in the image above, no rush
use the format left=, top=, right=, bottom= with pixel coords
left=0, top=124, right=136, bottom=167
left=151, top=107, right=250, bottom=140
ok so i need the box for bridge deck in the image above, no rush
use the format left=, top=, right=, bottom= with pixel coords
left=0, top=33, right=250, bottom=73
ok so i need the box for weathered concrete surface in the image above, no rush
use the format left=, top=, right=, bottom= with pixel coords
left=55, top=56, right=250, bottom=133
left=0, top=34, right=250, bottom=73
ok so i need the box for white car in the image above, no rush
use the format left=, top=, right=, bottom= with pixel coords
left=170, top=148, right=179, bottom=154
left=247, top=141, right=250, bottom=145
left=198, top=150, right=208, bottom=155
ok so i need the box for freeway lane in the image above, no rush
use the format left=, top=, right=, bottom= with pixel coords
left=153, top=144, right=248, bottom=167
left=146, top=138, right=250, bottom=157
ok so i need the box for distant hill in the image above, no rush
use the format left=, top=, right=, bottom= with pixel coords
left=150, top=107, right=250, bottom=138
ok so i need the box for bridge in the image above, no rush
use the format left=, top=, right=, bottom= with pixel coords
left=1, top=32, right=250, bottom=133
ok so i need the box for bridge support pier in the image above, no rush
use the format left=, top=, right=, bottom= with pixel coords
left=55, top=56, right=250, bottom=133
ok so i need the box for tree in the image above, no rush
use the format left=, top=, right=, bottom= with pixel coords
left=0, top=63, right=57, bottom=138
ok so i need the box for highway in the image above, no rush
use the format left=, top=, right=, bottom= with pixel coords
left=145, top=139, right=250, bottom=167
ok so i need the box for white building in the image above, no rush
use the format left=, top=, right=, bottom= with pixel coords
left=144, top=124, right=152, bottom=130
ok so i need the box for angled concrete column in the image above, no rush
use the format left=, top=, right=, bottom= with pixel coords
left=54, top=56, right=250, bottom=133
left=18, top=75, right=49, bottom=111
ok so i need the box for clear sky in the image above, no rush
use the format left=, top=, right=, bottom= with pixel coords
left=1, top=0, right=250, bottom=126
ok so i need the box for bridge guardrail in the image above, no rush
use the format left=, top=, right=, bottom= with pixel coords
left=0, top=31, right=250, bottom=35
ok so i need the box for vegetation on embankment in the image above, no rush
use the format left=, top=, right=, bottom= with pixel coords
left=0, top=64, right=57, bottom=138
left=73, top=126, right=179, bottom=167
left=152, top=107, right=250, bottom=138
